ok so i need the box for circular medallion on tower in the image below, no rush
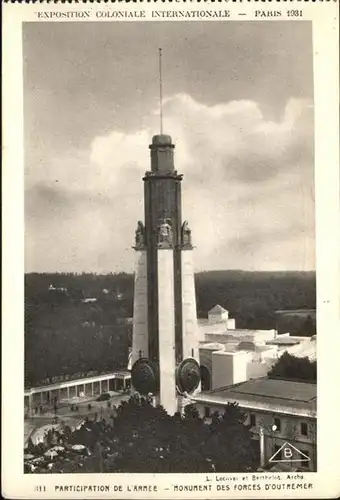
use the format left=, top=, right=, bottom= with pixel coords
left=176, top=358, right=201, bottom=395
left=131, top=358, right=160, bottom=395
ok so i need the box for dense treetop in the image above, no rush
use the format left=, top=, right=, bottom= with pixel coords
left=26, top=397, right=259, bottom=474
left=268, top=352, right=317, bottom=383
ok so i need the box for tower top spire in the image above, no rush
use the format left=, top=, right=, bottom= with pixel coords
left=158, top=48, right=163, bottom=135
left=151, top=49, right=173, bottom=149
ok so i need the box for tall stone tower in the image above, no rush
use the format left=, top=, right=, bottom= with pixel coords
left=131, top=134, right=201, bottom=415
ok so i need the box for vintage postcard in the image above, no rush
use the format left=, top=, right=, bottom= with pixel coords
left=2, top=1, right=340, bottom=499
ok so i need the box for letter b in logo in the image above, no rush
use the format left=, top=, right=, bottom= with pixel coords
left=269, top=442, right=311, bottom=464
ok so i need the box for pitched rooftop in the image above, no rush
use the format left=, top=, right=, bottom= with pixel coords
left=209, top=304, right=228, bottom=314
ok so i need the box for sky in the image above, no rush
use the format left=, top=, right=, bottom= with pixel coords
left=24, top=21, right=315, bottom=273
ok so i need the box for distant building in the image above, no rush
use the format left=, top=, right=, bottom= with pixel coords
left=208, top=304, right=235, bottom=328
left=24, top=371, right=131, bottom=412
left=197, top=305, right=316, bottom=390
left=193, top=377, right=316, bottom=471
left=127, top=303, right=316, bottom=391
left=48, top=284, right=68, bottom=292
left=198, top=304, right=236, bottom=336
left=265, top=334, right=317, bottom=361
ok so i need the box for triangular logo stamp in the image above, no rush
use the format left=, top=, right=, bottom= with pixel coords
left=269, top=442, right=311, bottom=463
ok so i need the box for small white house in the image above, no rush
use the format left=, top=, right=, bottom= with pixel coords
left=208, top=304, right=229, bottom=324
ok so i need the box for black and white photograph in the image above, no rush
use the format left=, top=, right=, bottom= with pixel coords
left=22, top=19, right=317, bottom=476
left=2, top=3, right=339, bottom=498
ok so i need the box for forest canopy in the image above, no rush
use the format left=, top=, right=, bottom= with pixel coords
left=25, top=271, right=316, bottom=387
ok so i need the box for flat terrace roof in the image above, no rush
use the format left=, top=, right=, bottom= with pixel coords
left=204, top=329, right=275, bottom=334
left=194, top=378, right=316, bottom=418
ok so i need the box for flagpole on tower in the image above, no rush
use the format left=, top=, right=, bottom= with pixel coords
left=158, top=48, right=163, bottom=134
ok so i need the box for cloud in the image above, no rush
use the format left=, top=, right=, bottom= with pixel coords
left=25, top=94, right=314, bottom=273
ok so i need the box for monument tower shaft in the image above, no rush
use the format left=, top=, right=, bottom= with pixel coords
left=131, top=133, right=201, bottom=414
left=144, top=135, right=183, bottom=363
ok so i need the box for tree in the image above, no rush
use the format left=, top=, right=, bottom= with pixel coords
left=111, top=399, right=256, bottom=473
left=183, top=403, right=201, bottom=421
left=268, top=352, right=316, bottom=383
left=26, top=437, right=36, bottom=454
left=298, top=315, right=316, bottom=337
left=203, top=403, right=257, bottom=472
left=31, top=398, right=259, bottom=474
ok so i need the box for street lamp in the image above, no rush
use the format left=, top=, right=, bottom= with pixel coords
left=259, top=423, right=277, bottom=468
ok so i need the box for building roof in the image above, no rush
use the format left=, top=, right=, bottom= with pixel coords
left=203, top=329, right=276, bottom=341
left=222, top=329, right=275, bottom=335
left=237, top=341, right=257, bottom=351
left=194, top=378, right=316, bottom=418
left=286, top=342, right=317, bottom=361
left=199, top=342, right=225, bottom=351
left=266, top=337, right=300, bottom=346
left=199, top=341, right=276, bottom=355
left=24, top=370, right=131, bottom=396
left=208, top=304, right=228, bottom=314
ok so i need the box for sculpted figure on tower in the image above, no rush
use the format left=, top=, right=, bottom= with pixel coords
left=135, top=221, right=146, bottom=249
left=181, top=220, right=192, bottom=248
left=157, top=219, right=173, bottom=248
